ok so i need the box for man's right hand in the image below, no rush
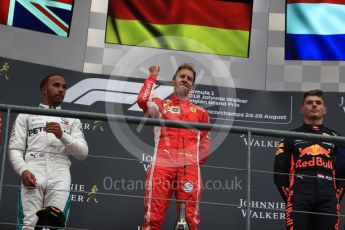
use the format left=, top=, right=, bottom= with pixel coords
left=21, top=170, right=37, bottom=188
left=149, top=65, right=160, bottom=75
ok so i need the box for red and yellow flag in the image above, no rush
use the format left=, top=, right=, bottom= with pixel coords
left=105, top=0, right=253, bottom=57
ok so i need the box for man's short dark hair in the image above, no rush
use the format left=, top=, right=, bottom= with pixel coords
left=303, top=89, right=324, bottom=103
left=40, top=74, right=65, bottom=91
left=173, top=63, right=196, bottom=84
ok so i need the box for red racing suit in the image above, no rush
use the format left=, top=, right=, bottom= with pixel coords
left=137, top=74, right=211, bottom=230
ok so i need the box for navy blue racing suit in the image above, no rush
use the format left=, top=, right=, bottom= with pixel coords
left=274, top=123, right=344, bottom=230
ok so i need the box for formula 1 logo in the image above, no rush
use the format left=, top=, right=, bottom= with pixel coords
left=64, top=78, right=173, bottom=111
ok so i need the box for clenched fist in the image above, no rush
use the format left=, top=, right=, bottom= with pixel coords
left=149, top=65, right=160, bottom=75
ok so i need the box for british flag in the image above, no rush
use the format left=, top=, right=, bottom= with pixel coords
left=0, top=0, right=74, bottom=37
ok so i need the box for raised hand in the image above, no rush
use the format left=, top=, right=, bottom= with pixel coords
left=149, top=65, right=160, bottom=75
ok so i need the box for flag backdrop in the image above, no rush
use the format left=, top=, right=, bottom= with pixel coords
left=0, top=0, right=74, bottom=37
left=286, top=0, right=345, bottom=60
left=105, top=0, right=253, bottom=57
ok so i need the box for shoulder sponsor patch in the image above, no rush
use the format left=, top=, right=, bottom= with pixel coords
left=163, top=104, right=171, bottom=112
left=275, top=148, right=284, bottom=156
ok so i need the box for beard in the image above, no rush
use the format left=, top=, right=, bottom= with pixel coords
left=48, top=95, right=64, bottom=106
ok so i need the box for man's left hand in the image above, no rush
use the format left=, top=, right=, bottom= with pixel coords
left=44, top=122, right=63, bottom=139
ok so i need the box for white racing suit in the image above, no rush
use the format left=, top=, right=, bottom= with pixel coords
left=8, top=104, right=88, bottom=230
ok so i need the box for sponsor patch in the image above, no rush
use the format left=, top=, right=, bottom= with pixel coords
left=164, top=103, right=180, bottom=114
left=275, top=148, right=284, bottom=156
left=171, top=107, right=180, bottom=114
left=164, top=104, right=171, bottom=112
left=299, top=144, right=331, bottom=158
left=183, top=182, right=194, bottom=193
left=312, top=125, right=320, bottom=131
left=61, top=118, right=69, bottom=126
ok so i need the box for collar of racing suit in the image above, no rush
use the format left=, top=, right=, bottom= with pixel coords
left=39, top=103, right=61, bottom=110
left=302, top=123, right=324, bottom=132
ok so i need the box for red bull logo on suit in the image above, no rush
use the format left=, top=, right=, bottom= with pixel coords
left=298, top=144, right=331, bottom=158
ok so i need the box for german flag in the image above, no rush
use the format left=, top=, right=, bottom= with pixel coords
left=105, top=0, right=253, bottom=57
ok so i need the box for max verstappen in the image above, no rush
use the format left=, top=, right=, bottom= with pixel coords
left=274, top=89, right=344, bottom=230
